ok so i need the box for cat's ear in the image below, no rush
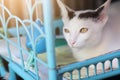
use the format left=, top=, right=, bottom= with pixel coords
left=57, top=0, right=75, bottom=25
left=96, top=0, right=111, bottom=21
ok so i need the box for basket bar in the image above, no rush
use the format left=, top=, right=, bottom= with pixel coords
left=58, top=50, right=120, bottom=74
left=43, top=0, right=57, bottom=80
left=9, top=62, right=35, bottom=80
left=16, top=19, right=25, bottom=69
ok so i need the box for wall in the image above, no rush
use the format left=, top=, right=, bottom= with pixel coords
left=0, top=0, right=104, bottom=28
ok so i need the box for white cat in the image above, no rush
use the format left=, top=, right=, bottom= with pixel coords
left=57, top=0, right=120, bottom=69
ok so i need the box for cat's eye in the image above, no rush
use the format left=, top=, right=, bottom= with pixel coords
left=64, top=28, right=70, bottom=33
left=80, top=28, right=88, bottom=33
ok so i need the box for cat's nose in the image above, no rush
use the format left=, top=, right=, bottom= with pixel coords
left=71, top=41, right=76, bottom=45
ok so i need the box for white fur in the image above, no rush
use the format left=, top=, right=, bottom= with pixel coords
left=57, top=0, right=120, bottom=70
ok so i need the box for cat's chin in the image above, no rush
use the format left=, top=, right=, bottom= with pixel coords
left=70, top=45, right=84, bottom=49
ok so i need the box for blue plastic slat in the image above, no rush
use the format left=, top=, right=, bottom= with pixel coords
left=77, top=69, right=81, bottom=80
left=110, top=60, right=113, bottom=71
left=69, top=71, right=72, bottom=80
left=94, top=64, right=97, bottom=75
left=102, top=62, right=105, bottom=73
left=86, top=67, right=89, bottom=78
left=119, top=58, right=120, bottom=68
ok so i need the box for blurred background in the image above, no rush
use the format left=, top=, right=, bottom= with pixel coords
left=0, top=0, right=119, bottom=28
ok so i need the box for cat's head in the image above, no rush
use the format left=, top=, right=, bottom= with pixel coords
left=57, top=0, right=111, bottom=48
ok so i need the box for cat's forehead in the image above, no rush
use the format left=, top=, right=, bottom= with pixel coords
left=71, top=6, right=104, bottom=19
left=64, top=6, right=104, bottom=29
left=66, top=16, right=94, bottom=29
